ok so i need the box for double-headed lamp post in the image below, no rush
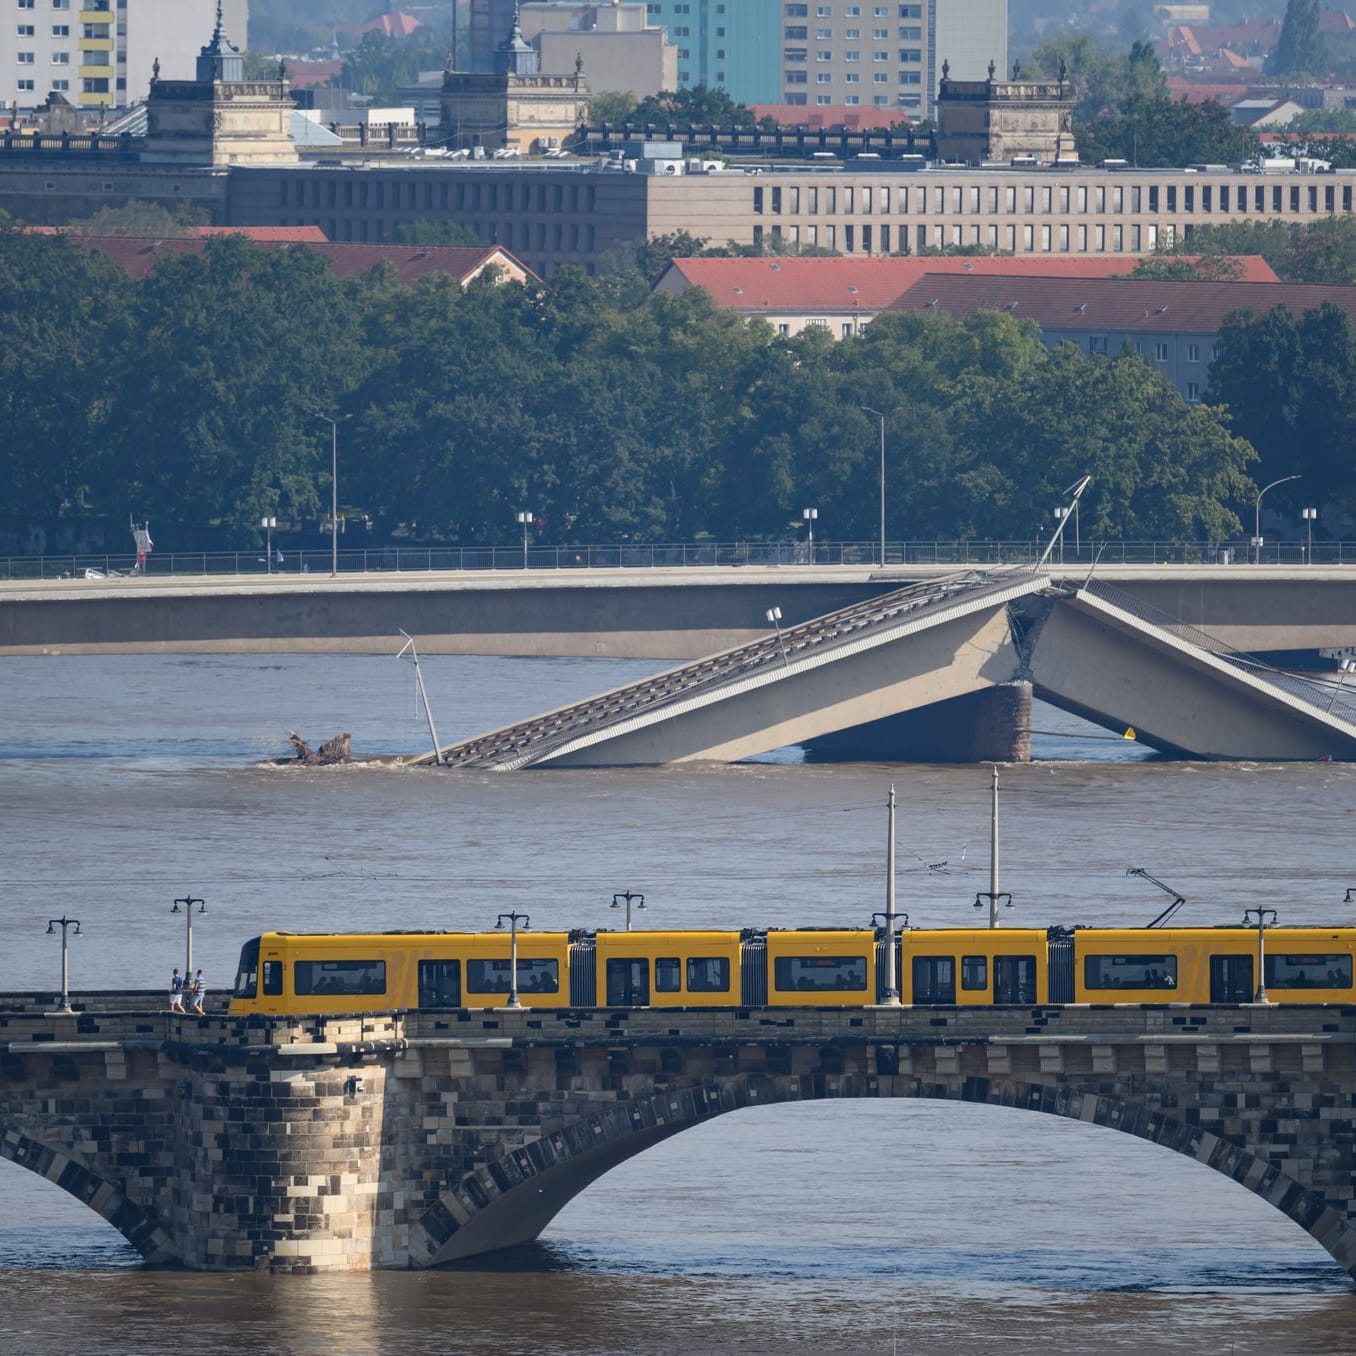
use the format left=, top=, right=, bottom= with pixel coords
left=516, top=510, right=533, bottom=570
left=46, top=916, right=81, bottom=1014
left=1302, top=507, right=1317, bottom=563
left=172, top=893, right=205, bottom=979
left=862, top=407, right=886, bottom=567
left=802, top=507, right=818, bottom=563
left=496, top=911, right=530, bottom=1008
left=612, top=890, right=645, bottom=931
left=1242, top=907, right=1278, bottom=1003
left=1253, top=474, right=1300, bottom=565
left=318, top=413, right=352, bottom=579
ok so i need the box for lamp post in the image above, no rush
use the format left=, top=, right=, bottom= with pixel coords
left=317, top=413, right=351, bottom=579
left=862, top=407, right=886, bottom=567
left=1302, top=507, right=1317, bottom=563
left=873, top=782, right=902, bottom=1005
left=802, top=507, right=818, bottom=563
left=261, top=516, right=276, bottom=574
left=766, top=605, right=789, bottom=668
left=517, top=510, right=533, bottom=570
left=1242, top=907, right=1277, bottom=1003
left=172, top=893, right=205, bottom=979
left=611, top=890, right=645, bottom=931
left=46, top=916, right=81, bottom=1014
left=1054, top=506, right=1069, bottom=565
left=1253, top=474, right=1300, bottom=564
left=496, top=911, right=530, bottom=1008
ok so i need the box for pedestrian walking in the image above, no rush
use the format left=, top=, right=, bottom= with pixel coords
left=190, top=968, right=206, bottom=1015
left=169, top=968, right=185, bottom=1012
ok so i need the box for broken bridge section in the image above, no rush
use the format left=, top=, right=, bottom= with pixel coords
left=411, top=572, right=1356, bottom=768
left=417, top=570, right=1046, bottom=768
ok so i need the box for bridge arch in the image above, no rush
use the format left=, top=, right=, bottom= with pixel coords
left=0, top=1127, right=175, bottom=1263
left=409, top=1072, right=1356, bottom=1275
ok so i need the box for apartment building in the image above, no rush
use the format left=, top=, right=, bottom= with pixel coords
left=1, top=0, right=246, bottom=112
left=637, top=0, right=1003, bottom=116
left=520, top=2, right=677, bottom=99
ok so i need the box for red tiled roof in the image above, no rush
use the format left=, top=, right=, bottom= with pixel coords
left=883, top=273, right=1356, bottom=333
left=335, top=9, right=422, bottom=39
left=188, top=225, right=329, bottom=241
left=657, top=254, right=1278, bottom=312
left=58, top=235, right=537, bottom=285
left=285, top=60, right=342, bottom=90
left=747, top=103, right=906, bottom=132
left=1166, top=78, right=1253, bottom=104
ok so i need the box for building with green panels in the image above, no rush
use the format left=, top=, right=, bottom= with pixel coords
left=644, top=0, right=782, bottom=103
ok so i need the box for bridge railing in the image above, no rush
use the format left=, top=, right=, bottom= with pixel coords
left=6, top=539, right=1356, bottom=581
left=1083, top=578, right=1356, bottom=725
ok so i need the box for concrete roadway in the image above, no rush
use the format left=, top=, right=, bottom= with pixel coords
left=0, top=563, right=1354, bottom=658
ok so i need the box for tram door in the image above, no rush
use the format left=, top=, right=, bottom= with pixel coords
left=912, top=956, right=956, bottom=1005
left=1210, top=955, right=1254, bottom=1003
left=606, top=958, right=650, bottom=1007
left=994, top=955, right=1037, bottom=1004
left=418, top=960, right=460, bottom=1008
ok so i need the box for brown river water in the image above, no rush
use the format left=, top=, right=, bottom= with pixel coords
left=1, top=653, right=1355, bottom=1355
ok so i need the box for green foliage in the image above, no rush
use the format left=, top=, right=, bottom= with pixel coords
left=1154, top=216, right=1356, bottom=284
left=1209, top=301, right=1356, bottom=510
left=0, top=231, right=1268, bottom=546
left=630, top=86, right=757, bottom=129
left=1129, top=255, right=1244, bottom=281
left=1269, top=0, right=1325, bottom=77
left=65, top=199, right=209, bottom=236
left=588, top=91, right=639, bottom=125
left=391, top=219, right=484, bottom=246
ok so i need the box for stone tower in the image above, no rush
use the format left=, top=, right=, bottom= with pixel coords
left=934, top=58, right=1078, bottom=166
left=142, top=1, right=299, bottom=166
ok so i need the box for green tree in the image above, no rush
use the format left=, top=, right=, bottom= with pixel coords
left=66, top=199, right=208, bottom=236
left=391, top=219, right=484, bottom=246
left=588, top=90, right=639, bottom=125
left=631, top=86, right=757, bottom=128
left=1269, top=0, right=1325, bottom=76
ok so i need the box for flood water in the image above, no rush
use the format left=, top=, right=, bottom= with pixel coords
left=1, top=653, right=1355, bottom=1355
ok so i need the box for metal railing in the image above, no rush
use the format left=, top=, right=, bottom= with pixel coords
left=6, top=538, right=1356, bottom=582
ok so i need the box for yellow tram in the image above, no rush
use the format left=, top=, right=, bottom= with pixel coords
left=229, top=923, right=1356, bottom=1015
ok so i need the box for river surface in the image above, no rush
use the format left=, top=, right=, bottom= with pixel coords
left=1, top=654, right=1355, bottom=1355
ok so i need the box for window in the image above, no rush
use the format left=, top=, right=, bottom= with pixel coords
left=845, top=4, right=860, bottom=12
left=845, top=49, right=860, bottom=60
left=873, top=27, right=887, bottom=37
left=52, top=22, right=67, bottom=33
left=655, top=957, right=682, bottom=992
left=817, top=48, right=830, bottom=59
left=816, top=72, right=831, bottom=82
left=873, top=50, right=887, bottom=61
left=773, top=954, right=868, bottom=991
left=53, top=0, right=69, bottom=8
left=263, top=961, right=283, bottom=996
left=687, top=957, right=731, bottom=992
left=845, top=71, right=860, bottom=83
left=293, top=959, right=386, bottom=996
left=816, top=93, right=831, bottom=103
left=17, top=0, right=33, bottom=8
left=785, top=47, right=807, bottom=60
left=16, top=77, right=32, bottom=89
left=1265, top=954, right=1352, bottom=988
left=898, top=48, right=919, bottom=61
left=466, top=957, right=559, bottom=994
left=1154, top=342, right=1169, bottom=362
left=786, top=69, right=807, bottom=82
left=816, top=27, right=831, bottom=36
left=898, top=3, right=920, bottom=13
left=1083, top=955, right=1178, bottom=990
left=873, top=71, right=887, bottom=82
left=1186, top=382, right=1200, bottom=402
left=1186, top=342, right=1200, bottom=362
left=961, top=955, right=988, bottom=990
left=1088, top=336, right=1108, bottom=355
left=51, top=50, right=67, bottom=62
left=785, top=23, right=807, bottom=36
left=51, top=77, right=66, bottom=88
left=898, top=24, right=919, bottom=37
left=898, top=70, right=919, bottom=83
left=16, top=24, right=33, bottom=34
left=844, top=89, right=859, bottom=99
left=785, top=2, right=808, bottom=12
left=17, top=50, right=33, bottom=63
left=842, top=322, right=854, bottom=337
left=816, top=4, right=831, bottom=12
left=913, top=956, right=955, bottom=1004
left=845, top=26, right=859, bottom=37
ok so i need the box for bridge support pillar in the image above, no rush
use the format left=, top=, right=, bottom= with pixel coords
left=801, top=682, right=1031, bottom=763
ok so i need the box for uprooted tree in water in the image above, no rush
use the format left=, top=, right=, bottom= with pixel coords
left=287, top=731, right=352, bottom=765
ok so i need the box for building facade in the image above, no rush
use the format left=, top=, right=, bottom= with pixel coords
left=520, top=2, right=677, bottom=99
left=0, top=0, right=247, bottom=113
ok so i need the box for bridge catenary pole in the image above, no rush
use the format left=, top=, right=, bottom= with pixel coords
left=883, top=783, right=900, bottom=1003
left=989, top=765, right=1000, bottom=930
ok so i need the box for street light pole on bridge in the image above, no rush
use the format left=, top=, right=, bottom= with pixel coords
left=1243, top=907, right=1277, bottom=1003
left=496, top=911, right=530, bottom=1008
left=1253, top=475, right=1300, bottom=565
left=172, top=893, right=205, bottom=980
left=45, top=916, right=81, bottom=1014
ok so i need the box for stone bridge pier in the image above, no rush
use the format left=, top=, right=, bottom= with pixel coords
left=3, top=1001, right=1356, bottom=1275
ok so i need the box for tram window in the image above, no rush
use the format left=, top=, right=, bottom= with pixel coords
left=1083, top=955, right=1177, bottom=990
left=687, top=957, right=731, bottom=992
left=913, top=955, right=955, bottom=1004
left=961, top=955, right=987, bottom=990
left=233, top=939, right=259, bottom=998
left=1265, top=954, right=1352, bottom=989
left=262, top=961, right=283, bottom=996
left=294, top=959, right=386, bottom=996
left=467, top=958, right=559, bottom=994
left=655, top=957, right=682, bottom=992
left=774, top=955, right=868, bottom=991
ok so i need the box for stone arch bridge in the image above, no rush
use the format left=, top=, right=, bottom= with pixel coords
left=2, top=998, right=1355, bottom=1275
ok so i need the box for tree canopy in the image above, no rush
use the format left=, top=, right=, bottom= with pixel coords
left=1, top=232, right=1266, bottom=551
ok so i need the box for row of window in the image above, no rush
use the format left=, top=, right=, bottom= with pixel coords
left=16, top=0, right=76, bottom=9
left=15, top=22, right=71, bottom=33
left=785, top=70, right=918, bottom=83
left=788, top=4, right=919, bottom=15
left=788, top=25, right=920, bottom=37
left=752, top=180, right=1356, bottom=219
left=784, top=48, right=920, bottom=59
left=751, top=218, right=1173, bottom=256
left=784, top=92, right=920, bottom=105
left=1084, top=953, right=1353, bottom=989
left=15, top=75, right=114, bottom=91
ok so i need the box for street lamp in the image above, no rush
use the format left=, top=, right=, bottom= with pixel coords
left=318, top=413, right=353, bottom=579
left=495, top=911, right=530, bottom=1008
left=261, top=516, right=277, bottom=574
left=1242, top=907, right=1277, bottom=1002
left=873, top=783, right=902, bottom=1005
left=1253, top=474, right=1300, bottom=564
left=611, top=890, right=645, bottom=931
left=1053, top=506, right=1069, bottom=565
left=45, top=916, right=81, bottom=1014
left=171, top=893, right=205, bottom=979
left=517, top=510, right=533, bottom=570
left=862, top=407, right=886, bottom=567
left=802, top=507, right=818, bottom=563
left=1302, top=507, right=1317, bottom=563
left=766, top=605, right=789, bottom=668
